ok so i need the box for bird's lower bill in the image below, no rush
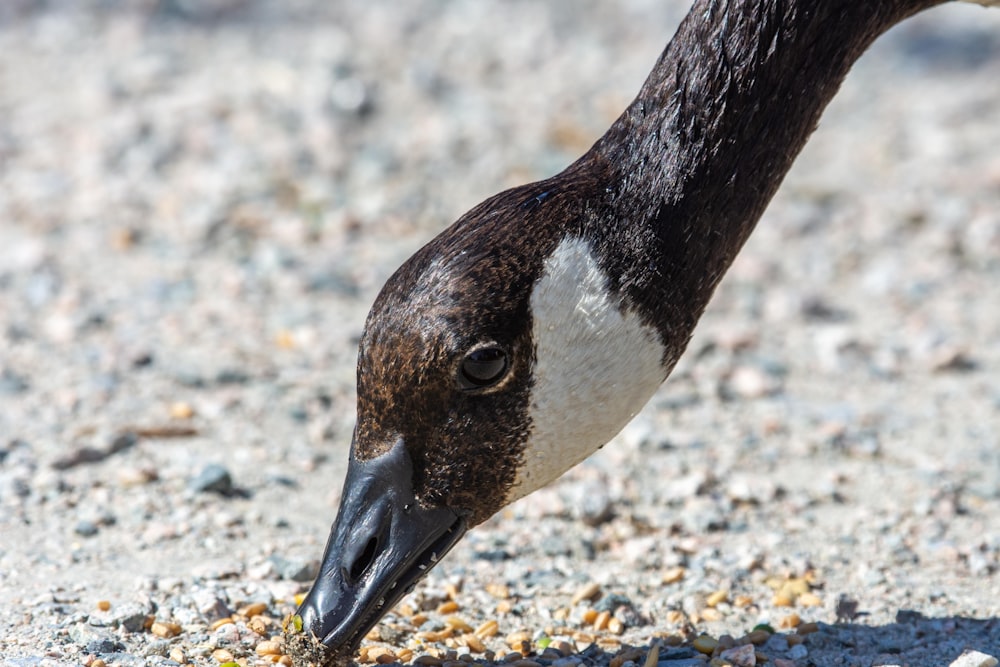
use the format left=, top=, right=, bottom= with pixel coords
left=294, top=439, right=468, bottom=655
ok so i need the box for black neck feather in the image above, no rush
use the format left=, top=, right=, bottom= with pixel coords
left=573, top=0, right=942, bottom=364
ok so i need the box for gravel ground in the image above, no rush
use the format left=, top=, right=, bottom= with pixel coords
left=2, top=2, right=1000, bottom=667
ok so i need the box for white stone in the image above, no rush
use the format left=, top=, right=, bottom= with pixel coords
left=949, top=650, right=999, bottom=667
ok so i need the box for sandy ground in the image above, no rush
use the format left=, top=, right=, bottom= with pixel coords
left=1, top=2, right=999, bottom=666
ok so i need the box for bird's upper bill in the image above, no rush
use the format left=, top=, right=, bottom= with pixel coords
left=294, top=438, right=467, bottom=657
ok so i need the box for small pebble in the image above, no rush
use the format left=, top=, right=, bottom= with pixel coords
left=718, top=644, right=756, bottom=667
left=949, top=651, right=999, bottom=667
left=788, top=644, right=808, bottom=660
left=189, top=464, right=234, bottom=495
left=692, top=635, right=718, bottom=655
left=75, top=520, right=99, bottom=537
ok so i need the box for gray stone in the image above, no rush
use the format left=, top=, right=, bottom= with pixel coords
left=110, top=600, right=156, bottom=633
left=189, top=464, right=233, bottom=495
left=86, top=637, right=126, bottom=654
left=788, top=644, right=809, bottom=660
left=74, top=520, right=99, bottom=537
left=268, top=554, right=317, bottom=582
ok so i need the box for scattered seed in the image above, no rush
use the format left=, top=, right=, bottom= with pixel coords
left=210, top=617, right=235, bottom=630
left=775, top=577, right=810, bottom=599
left=169, top=401, right=195, bottom=420
left=212, top=648, right=235, bottom=663
left=706, top=590, right=729, bottom=607
left=778, top=613, right=801, bottom=629
left=150, top=621, right=181, bottom=638
left=437, top=601, right=460, bottom=614
left=607, top=617, right=624, bottom=635
left=397, top=648, right=415, bottom=663
left=475, top=620, right=499, bottom=638
left=593, top=611, right=611, bottom=631
left=701, top=608, right=723, bottom=622
left=461, top=633, right=486, bottom=653
left=169, top=648, right=186, bottom=663
left=411, top=613, right=429, bottom=627
left=506, top=631, right=531, bottom=650
left=240, top=602, right=268, bottom=618
left=92, top=661, right=107, bottom=667
left=581, top=609, right=598, bottom=625
left=96, top=600, right=111, bottom=612
left=275, top=330, right=296, bottom=349
left=445, top=582, right=462, bottom=600
left=486, top=583, right=511, bottom=599
left=416, top=629, right=453, bottom=642
left=248, top=617, right=269, bottom=635
left=496, top=600, right=513, bottom=614
left=572, top=582, right=602, bottom=605
left=665, top=610, right=686, bottom=625
left=798, top=592, right=823, bottom=607
left=256, top=641, right=283, bottom=656
left=733, top=595, right=754, bottom=608
left=445, top=616, right=473, bottom=633
left=771, top=593, right=794, bottom=607
left=661, top=567, right=686, bottom=585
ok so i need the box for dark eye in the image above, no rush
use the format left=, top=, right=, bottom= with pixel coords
left=458, top=346, right=509, bottom=390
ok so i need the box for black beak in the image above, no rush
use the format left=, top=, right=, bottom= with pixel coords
left=295, top=437, right=468, bottom=654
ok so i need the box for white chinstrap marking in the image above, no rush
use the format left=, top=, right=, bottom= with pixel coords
left=508, top=237, right=667, bottom=503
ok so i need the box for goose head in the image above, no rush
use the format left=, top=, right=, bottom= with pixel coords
left=295, top=177, right=670, bottom=653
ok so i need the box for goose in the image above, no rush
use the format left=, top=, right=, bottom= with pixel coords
left=293, top=0, right=999, bottom=662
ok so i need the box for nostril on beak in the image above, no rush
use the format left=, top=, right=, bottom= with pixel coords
left=345, top=535, right=379, bottom=585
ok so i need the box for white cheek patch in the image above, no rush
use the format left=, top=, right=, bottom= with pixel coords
left=507, top=236, right=667, bottom=503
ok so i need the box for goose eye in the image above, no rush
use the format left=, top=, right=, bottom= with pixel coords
left=458, top=346, right=508, bottom=390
